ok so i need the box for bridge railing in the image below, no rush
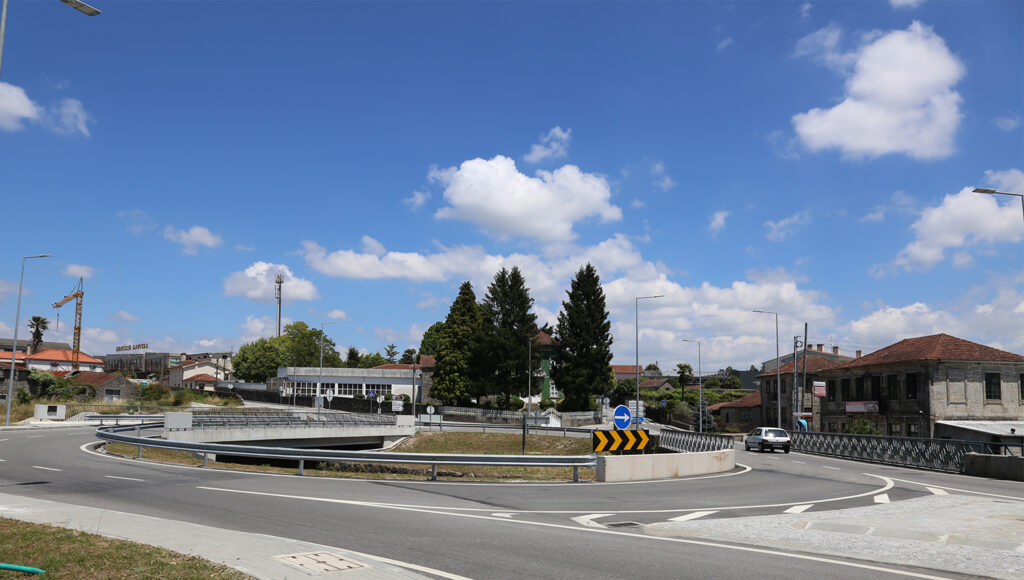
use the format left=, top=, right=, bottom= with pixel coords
left=657, top=429, right=735, bottom=453
left=190, top=410, right=397, bottom=429
left=94, top=423, right=596, bottom=482
left=790, top=431, right=1022, bottom=473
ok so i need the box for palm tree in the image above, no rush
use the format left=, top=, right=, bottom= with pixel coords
left=27, top=316, right=49, bottom=353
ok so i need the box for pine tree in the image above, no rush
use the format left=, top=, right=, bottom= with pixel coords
left=431, top=281, right=481, bottom=405
left=550, top=264, right=614, bottom=411
left=480, top=267, right=537, bottom=408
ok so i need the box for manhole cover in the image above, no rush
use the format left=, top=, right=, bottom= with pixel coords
left=275, top=552, right=365, bottom=573
left=605, top=521, right=643, bottom=528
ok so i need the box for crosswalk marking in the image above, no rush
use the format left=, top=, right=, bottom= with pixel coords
left=669, top=511, right=718, bottom=522
left=874, top=494, right=890, bottom=504
left=784, top=504, right=813, bottom=514
left=571, top=514, right=612, bottom=528
left=927, top=487, right=949, bottom=496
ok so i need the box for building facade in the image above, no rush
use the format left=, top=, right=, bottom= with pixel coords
left=25, top=349, right=104, bottom=373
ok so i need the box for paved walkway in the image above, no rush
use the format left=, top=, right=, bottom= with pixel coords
left=648, top=494, right=1024, bottom=580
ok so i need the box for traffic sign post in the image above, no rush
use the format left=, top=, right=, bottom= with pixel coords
left=613, top=405, right=632, bottom=430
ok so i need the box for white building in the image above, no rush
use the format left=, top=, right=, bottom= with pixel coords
left=24, top=349, right=104, bottom=373
left=169, top=359, right=227, bottom=388
left=269, top=366, right=421, bottom=400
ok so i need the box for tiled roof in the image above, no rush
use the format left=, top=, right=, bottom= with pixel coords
left=25, top=349, right=103, bottom=365
left=0, top=351, right=27, bottom=360
left=534, top=331, right=554, bottom=345
left=759, top=355, right=843, bottom=378
left=418, top=355, right=436, bottom=369
left=834, top=334, right=1024, bottom=369
left=639, top=377, right=673, bottom=389
left=710, top=392, right=762, bottom=411
left=184, top=373, right=219, bottom=383
left=51, top=371, right=124, bottom=387
left=612, top=364, right=643, bottom=374
left=373, top=363, right=413, bottom=370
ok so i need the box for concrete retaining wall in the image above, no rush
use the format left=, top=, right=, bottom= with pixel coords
left=596, top=449, right=734, bottom=482
left=962, top=452, right=1024, bottom=481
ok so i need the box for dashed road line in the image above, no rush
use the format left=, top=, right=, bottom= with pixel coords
left=668, top=511, right=718, bottom=522
left=926, top=487, right=948, bottom=496
left=874, top=494, right=890, bottom=504
left=105, top=475, right=145, bottom=482
left=32, top=465, right=61, bottom=472
left=791, top=460, right=806, bottom=464
left=822, top=466, right=840, bottom=470
left=0, top=438, right=9, bottom=442
left=26, top=435, right=45, bottom=439
left=571, top=514, right=612, bottom=528
left=783, top=504, right=812, bottom=514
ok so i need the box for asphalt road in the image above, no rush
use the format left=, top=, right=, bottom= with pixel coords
left=1, top=426, right=1019, bottom=579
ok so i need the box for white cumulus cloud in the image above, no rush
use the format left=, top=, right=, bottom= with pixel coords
left=223, top=262, right=319, bottom=303
left=431, top=155, right=621, bottom=243
left=764, top=211, right=811, bottom=241
left=709, top=211, right=731, bottom=238
left=792, top=21, right=965, bottom=160
left=891, top=0, right=926, bottom=8
left=992, top=115, right=1022, bottom=131
left=524, top=126, right=572, bottom=163
left=846, top=302, right=957, bottom=346
left=112, top=310, right=140, bottom=322
left=404, top=190, right=430, bottom=210
left=716, top=37, right=733, bottom=52
left=63, top=264, right=97, bottom=279
left=0, top=82, right=42, bottom=131
left=164, top=225, right=223, bottom=254
left=326, top=309, right=349, bottom=320
left=47, top=98, right=92, bottom=137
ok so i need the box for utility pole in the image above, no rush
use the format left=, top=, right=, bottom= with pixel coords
left=275, top=274, right=284, bottom=338
left=791, top=336, right=800, bottom=430
left=800, top=323, right=808, bottom=426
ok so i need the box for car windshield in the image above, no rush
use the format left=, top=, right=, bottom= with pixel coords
left=767, top=429, right=789, bottom=438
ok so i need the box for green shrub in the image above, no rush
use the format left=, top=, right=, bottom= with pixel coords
left=539, top=398, right=555, bottom=410
left=172, top=389, right=195, bottom=406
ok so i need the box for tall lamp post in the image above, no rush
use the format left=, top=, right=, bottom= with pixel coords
left=5, top=254, right=52, bottom=426
left=974, top=188, right=1024, bottom=223
left=1, top=1, right=101, bottom=80
left=317, top=321, right=339, bottom=412
left=681, top=338, right=702, bottom=432
left=635, top=295, right=664, bottom=429
left=753, top=309, right=782, bottom=428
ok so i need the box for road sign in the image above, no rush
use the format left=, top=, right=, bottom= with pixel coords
left=368, top=390, right=375, bottom=397
left=426, top=405, right=435, bottom=415
left=392, top=400, right=404, bottom=412
left=613, top=405, right=632, bottom=430
left=660, top=399, right=667, bottom=407
left=325, top=394, right=334, bottom=403
left=602, top=397, right=610, bottom=406
left=376, top=395, right=385, bottom=404
left=593, top=429, right=650, bottom=453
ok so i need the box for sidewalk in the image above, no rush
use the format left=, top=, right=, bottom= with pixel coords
left=0, top=492, right=447, bottom=579
left=647, top=494, right=1024, bottom=580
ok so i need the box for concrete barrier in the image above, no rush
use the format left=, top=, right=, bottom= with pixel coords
left=962, top=452, right=1024, bottom=481
left=596, top=449, right=734, bottom=482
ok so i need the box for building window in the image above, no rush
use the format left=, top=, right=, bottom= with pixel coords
left=367, top=384, right=392, bottom=395
left=908, top=423, right=920, bottom=437
left=984, top=373, right=1001, bottom=401
left=855, top=377, right=865, bottom=400
left=339, top=383, right=361, bottom=396
left=841, top=378, right=851, bottom=401
left=889, top=423, right=901, bottom=436
left=906, top=373, right=918, bottom=399
left=886, top=375, right=898, bottom=400
left=827, top=422, right=837, bottom=433
left=740, top=408, right=753, bottom=421
left=826, top=379, right=836, bottom=402
left=870, top=376, right=881, bottom=401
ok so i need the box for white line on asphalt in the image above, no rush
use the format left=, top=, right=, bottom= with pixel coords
left=0, top=438, right=8, bottom=442
left=887, top=477, right=1023, bottom=501
left=926, top=487, right=948, bottom=496
left=196, top=485, right=947, bottom=579
left=571, top=513, right=612, bottom=528
left=26, top=435, right=45, bottom=439
left=783, top=505, right=812, bottom=514
left=822, top=466, right=840, bottom=470
left=105, top=475, right=145, bottom=482
left=32, top=466, right=61, bottom=472
left=491, top=513, right=516, bottom=518
left=792, top=460, right=806, bottom=464
left=874, top=494, right=890, bottom=504
left=0, top=458, right=5, bottom=462
left=669, top=511, right=718, bottom=521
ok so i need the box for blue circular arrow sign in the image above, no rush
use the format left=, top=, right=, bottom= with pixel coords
left=613, top=405, right=632, bottom=430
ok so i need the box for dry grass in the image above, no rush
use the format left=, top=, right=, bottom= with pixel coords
left=106, top=432, right=596, bottom=482
left=0, top=517, right=249, bottom=579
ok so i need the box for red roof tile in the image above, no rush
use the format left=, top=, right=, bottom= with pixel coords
left=0, top=351, right=27, bottom=360
left=534, top=331, right=554, bottom=345
left=759, top=355, right=843, bottom=378
left=612, top=365, right=643, bottom=374
left=185, top=373, right=219, bottom=383
left=25, top=349, right=103, bottom=364
left=834, top=334, right=1024, bottom=369
left=53, top=371, right=124, bottom=387
left=418, top=355, right=436, bottom=369
left=639, top=377, right=673, bottom=389
left=710, top=392, right=762, bottom=411
left=373, top=363, right=413, bottom=370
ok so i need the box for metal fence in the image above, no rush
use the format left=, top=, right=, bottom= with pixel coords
left=791, top=431, right=1021, bottom=473
left=438, top=406, right=602, bottom=426
left=190, top=410, right=396, bottom=429
left=657, top=429, right=735, bottom=453
left=67, top=403, right=191, bottom=419
left=95, top=423, right=596, bottom=482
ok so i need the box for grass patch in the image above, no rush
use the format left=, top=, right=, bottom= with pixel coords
left=0, top=517, right=248, bottom=579
left=106, top=432, right=595, bottom=482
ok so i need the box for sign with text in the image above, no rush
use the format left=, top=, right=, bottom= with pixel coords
left=115, top=343, right=149, bottom=352
left=813, top=381, right=826, bottom=397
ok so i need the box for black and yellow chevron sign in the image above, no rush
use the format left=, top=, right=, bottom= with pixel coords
left=593, top=429, right=650, bottom=453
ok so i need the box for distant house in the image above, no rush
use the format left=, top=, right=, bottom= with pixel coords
left=24, top=349, right=104, bottom=373
left=183, top=373, right=220, bottom=392
left=0, top=339, right=72, bottom=355
left=759, top=354, right=844, bottom=430
left=818, top=334, right=1024, bottom=438
left=638, top=377, right=675, bottom=393
left=170, top=359, right=226, bottom=388
left=710, top=392, right=762, bottom=432
left=54, top=371, right=140, bottom=402
left=612, top=365, right=644, bottom=382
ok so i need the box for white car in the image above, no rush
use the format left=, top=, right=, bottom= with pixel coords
left=745, top=427, right=791, bottom=453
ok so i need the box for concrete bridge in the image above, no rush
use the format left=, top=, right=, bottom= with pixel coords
left=163, top=411, right=415, bottom=449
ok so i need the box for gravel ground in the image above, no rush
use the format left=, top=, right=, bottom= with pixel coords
left=646, top=495, right=1024, bottom=579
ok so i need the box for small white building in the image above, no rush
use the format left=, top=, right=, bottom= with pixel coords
left=24, top=349, right=104, bottom=373
left=269, top=366, right=421, bottom=400
left=169, top=359, right=226, bottom=388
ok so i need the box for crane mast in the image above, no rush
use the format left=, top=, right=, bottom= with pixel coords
left=53, top=278, right=84, bottom=371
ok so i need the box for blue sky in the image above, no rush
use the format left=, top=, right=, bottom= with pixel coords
left=1, top=0, right=1022, bottom=372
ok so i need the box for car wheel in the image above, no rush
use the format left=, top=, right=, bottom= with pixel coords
left=744, top=442, right=750, bottom=451
left=784, top=447, right=790, bottom=454
left=758, top=443, right=765, bottom=453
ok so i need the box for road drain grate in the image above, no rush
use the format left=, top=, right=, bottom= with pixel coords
left=275, top=552, right=365, bottom=573
left=605, top=521, right=643, bottom=528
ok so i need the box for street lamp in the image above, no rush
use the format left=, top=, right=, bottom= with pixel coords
left=681, top=338, right=702, bottom=433
left=5, top=254, right=52, bottom=426
left=635, top=295, right=664, bottom=429
left=317, top=321, right=339, bottom=410
left=1, top=1, right=101, bottom=80
left=974, top=188, right=1024, bottom=223
left=753, top=309, right=782, bottom=428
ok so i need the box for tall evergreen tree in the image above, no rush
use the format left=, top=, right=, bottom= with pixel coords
left=480, top=267, right=538, bottom=408
left=431, top=281, right=481, bottom=405
left=419, top=321, right=445, bottom=357
left=550, top=263, right=614, bottom=411
left=384, top=344, right=399, bottom=363
left=345, top=346, right=362, bottom=368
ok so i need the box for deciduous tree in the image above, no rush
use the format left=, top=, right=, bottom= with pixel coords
left=232, top=337, right=287, bottom=383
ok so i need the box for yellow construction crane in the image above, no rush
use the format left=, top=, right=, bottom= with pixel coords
left=53, top=278, right=84, bottom=371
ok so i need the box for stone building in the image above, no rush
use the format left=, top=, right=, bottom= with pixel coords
left=817, top=334, right=1024, bottom=437
left=710, top=392, right=762, bottom=432
left=758, top=352, right=845, bottom=430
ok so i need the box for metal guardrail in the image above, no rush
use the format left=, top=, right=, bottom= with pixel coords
left=658, top=429, right=735, bottom=453
left=95, top=423, right=597, bottom=482
left=84, top=414, right=164, bottom=425
left=439, top=406, right=602, bottom=426
left=191, top=412, right=395, bottom=429
left=419, top=421, right=592, bottom=438
left=791, top=431, right=1023, bottom=473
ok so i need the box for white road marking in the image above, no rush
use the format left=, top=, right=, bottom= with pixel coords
left=0, top=438, right=9, bottom=442
left=783, top=504, right=812, bottom=514
left=196, top=485, right=947, bottom=579
left=874, top=494, right=890, bottom=504
left=668, top=511, right=718, bottom=521
left=791, top=460, right=806, bottom=464
left=0, top=458, right=5, bottom=462
left=888, top=477, right=1023, bottom=501
left=26, top=435, right=45, bottom=439
left=32, top=465, right=61, bottom=472
left=105, top=475, right=145, bottom=482
left=491, top=512, right=516, bottom=518
left=571, top=513, right=612, bottom=528
left=926, top=487, right=948, bottom=496
left=822, top=466, right=840, bottom=470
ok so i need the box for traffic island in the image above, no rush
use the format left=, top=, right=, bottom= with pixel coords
left=596, top=449, right=735, bottom=482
